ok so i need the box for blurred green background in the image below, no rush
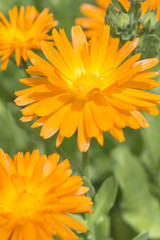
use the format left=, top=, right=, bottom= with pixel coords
left=0, top=0, right=160, bottom=240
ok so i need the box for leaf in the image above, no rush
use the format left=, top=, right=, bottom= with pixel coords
left=107, top=4, right=117, bottom=21
left=105, top=15, right=118, bottom=38
left=112, top=0, right=127, bottom=13
left=141, top=114, right=160, bottom=169
left=111, top=145, right=160, bottom=238
left=82, top=176, right=95, bottom=198
left=154, top=21, right=160, bottom=38
left=93, top=176, right=118, bottom=223
left=56, top=146, right=83, bottom=176
left=7, top=102, right=45, bottom=155
left=94, top=216, right=110, bottom=240
left=132, top=232, right=149, bottom=240
left=139, top=34, right=160, bottom=59
left=0, top=100, right=29, bottom=155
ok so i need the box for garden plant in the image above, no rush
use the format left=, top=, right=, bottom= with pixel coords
left=0, top=0, right=160, bottom=239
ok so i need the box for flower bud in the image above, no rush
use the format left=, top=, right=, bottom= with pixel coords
left=116, top=13, right=130, bottom=30
left=141, top=11, right=156, bottom=28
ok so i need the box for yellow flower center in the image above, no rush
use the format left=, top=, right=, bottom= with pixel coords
left=16, top=192, right=38, bottom=215
left=73, top=73, right=102, bottom=96
left=11, top=29, right=26, bottom=45
left=2, top=27, right=28, bottom=48
left=9, top=189, right=41, bottom=222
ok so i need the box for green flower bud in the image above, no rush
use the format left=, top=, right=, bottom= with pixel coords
left=116, top=13, right=130, bottom=30
left=141, top=11, right=156, bottom=29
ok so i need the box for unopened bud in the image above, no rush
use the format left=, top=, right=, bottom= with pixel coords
left=116, top=13, right=130, bottom=30
left=141, top=11, right=156, bottom=28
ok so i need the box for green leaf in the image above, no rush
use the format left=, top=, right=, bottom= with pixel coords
left=141, top=114, right=160, bottom=169
left=0, top=100, right=29, bottom=155
left=129, top=0, right=141, bottom=22
left=132, top=232, right=149, bottom=240
left=154, top=21, right=160, bottom=38
left=105, top=15, right=118, bottom=37
left=82, top=176, right=95, bottom=198
left=93, top=176, right=118, bottom=223
left=107, top=4, right=117, bottom=21
left=139, top=34, right=160, bottom=59
left=94, top=216, right=110, bottom=240
left=56, top=146, right=82, bottom=176
left=111, top=0, right=127, bottom=13
left=7, top=102, right=45, bottom=155
left=111, top=146, right=160, bottom=239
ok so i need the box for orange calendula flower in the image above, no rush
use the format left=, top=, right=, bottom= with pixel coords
left=0, top=148, right=92, bottom=240
left=75, top=0, right=160, bottom=37
left=75, top=0, right=130, bottom=38
left=0, top=6, right=58, bottom=70
left=15, top=25, right=160, bottom=152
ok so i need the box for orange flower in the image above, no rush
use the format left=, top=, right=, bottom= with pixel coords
left=75, top=0, right=159, bottom=37
left=15, top=25, right=160, bottom=152
left=75, top=0, right=130, bottom=38
left=0, top=6, right=58, bottom=70
left=0, top=148, right=92, bottom=240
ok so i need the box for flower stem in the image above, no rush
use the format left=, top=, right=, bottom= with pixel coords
left=82, top=151, right=89, bottom=179
left=11, top=57, right=31, bottom=78
left=21, top=59, right=30, bottom=78
left=82, top=152, right=96, bottom=240
left=86, top=213, right=96, bottom=240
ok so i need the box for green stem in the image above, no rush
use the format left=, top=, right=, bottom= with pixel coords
left=56, top=147, right=83, bottom=176
left=11, top=57, right=31, bottom=78
left=21, top=59, right=30, bottom=78
left=82, top=151, right=96, bottom=240
left=82, top=151, right=89, bottom=179
left=86, top=213, right=96, bottom=240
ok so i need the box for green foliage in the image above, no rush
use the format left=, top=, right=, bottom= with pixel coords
left=83, top=176, right=95, bottom=198
left=132, top=232, right=149, bottom=240
left=91, top=176, right=118, bottom=240
left=94, top=216, right=110, bottom=240
left=93, top=177, right=118, bottom=223
left=111, top=145, right=160, bottom=238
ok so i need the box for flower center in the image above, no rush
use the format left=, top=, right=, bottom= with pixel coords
left=12, top=190, right=40, bottom=219
left=11, top=29, right=26, bottom=44
left=73, top=73, right=102, bottom=95
left=2, top=27, right=27, bottom=47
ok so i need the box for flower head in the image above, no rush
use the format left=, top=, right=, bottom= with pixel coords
left=75, top=0, right=160, bottom=37
left=0, top=148, right=92, bottom=240
left=15, top=25, right=160, bottom=152
left=0, top=6, right=58, bottom=70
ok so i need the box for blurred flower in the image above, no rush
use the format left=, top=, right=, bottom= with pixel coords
left=0, top=6, right=58, bottom=70
left=15, top=25, right=160, bottom=152
left=75, top=0, right=160, bottom=37
left=0, top=148, right=92, bottom=240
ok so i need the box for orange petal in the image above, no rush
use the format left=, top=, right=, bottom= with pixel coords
left=77, top=113, right=90, bottom=152
left=53, top=213, right=87, bottom=232
left=59, top=98, right=83, bottom=137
